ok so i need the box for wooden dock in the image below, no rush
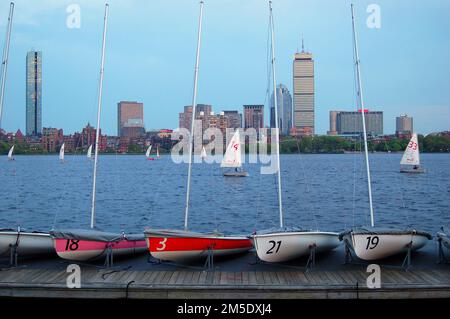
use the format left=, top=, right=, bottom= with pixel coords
left=0, top=266, right=449, bottom=299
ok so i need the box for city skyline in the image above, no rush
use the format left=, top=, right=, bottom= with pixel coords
left=0, top=0, right=448, bottom=136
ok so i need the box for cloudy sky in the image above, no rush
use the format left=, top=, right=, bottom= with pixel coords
left=0, top=0, right=449, bottom=135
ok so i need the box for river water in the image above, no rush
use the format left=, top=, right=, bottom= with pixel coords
left=0, top=153, right=448, bottom=235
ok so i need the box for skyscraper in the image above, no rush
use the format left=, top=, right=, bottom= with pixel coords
left=117, top=101, right=145, bottom=137
left=26, top=51, right=42, bottom=136
left=243, top=105, right=264, bottom=130
left=270, top=84, right=292, bottom=135
left=179, top=104, right=212, bottom=130
left=396, top=114, right=413, bottom=135
left=293, top=44, right=314, bottom=136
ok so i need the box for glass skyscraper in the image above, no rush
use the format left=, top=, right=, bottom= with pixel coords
left=26, top=51, right=42, bottom=136
left=270, top=84, right=293, bottom=135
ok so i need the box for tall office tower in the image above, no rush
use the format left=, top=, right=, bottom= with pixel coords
left=26, top=51, right=42, bottom=136
left=243, top=105, right=264, bottom=130
left=293, top=44, right=314, bottom=136
left=396, top=114, right=413, bottom=135
left=222, top=110, right=242, bottom=129
left=117, top=101, right=145, bottom=137
left=270, top=84, right=292, bottom=135
left=327, top=111, right=339, bottom=135
left=178, top=104, right=212, bottom=130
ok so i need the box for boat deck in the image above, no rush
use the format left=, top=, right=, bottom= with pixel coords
left=0, top=246, right=449, bottom=299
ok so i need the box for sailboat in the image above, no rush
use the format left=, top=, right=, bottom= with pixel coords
left=50, top=3, right=146, bottom=263
left=7, top=144, right=14, bottom=160
left=59, top=143, right=65, bottom=162
left=400, top=133, right=425, bottom=173
left=156, top=146, right=160, bottom=158
left=200, top=146, right=207, bottom=159
left=251, top=1, right=340, bottom=264
left=0, top=3, right=55, bottom=262
left=145, top=145, right=154, bottom=160
left=339, top=4, right=431, bottom=262
left=221, top=130, right=248, bottom=177
left=87, top=144, right=93, bottom=159
left=144, top=1, right=252, bottom=263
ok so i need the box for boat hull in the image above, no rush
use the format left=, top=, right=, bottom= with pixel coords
left=252, top=231, right=340, bottom=263
left=223, top=171, right=249, bottom=177
left=400, top=167, right=425, bottom=173
left=437, top=232, right=450, bottom=250
left=0, top=230, right=54, bottom=258
left=53, top=238, right=147, bottom=262
left=342, top=230, right=430, bottom=261
left=145, top=233, right=252, bottom=263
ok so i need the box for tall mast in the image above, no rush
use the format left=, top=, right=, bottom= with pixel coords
left=351, top=4, right=374, bottom=227
left=90, top=3, right=109, bottom=229
left=184, top=1, right=204, bottom=230
left=269, top=1, right=284, bottom=228
left=0, top=2, right=14, bottom=129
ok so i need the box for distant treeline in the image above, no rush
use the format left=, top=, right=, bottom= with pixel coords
left=1, top=134, right=450, bottom=155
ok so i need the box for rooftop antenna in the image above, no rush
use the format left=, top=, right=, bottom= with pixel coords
left=301, top=35, right=305, bottom=53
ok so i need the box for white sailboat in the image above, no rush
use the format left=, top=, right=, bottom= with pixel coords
left=0, top=3, right=55, bottom=263
left=87, top=144, right=93, bottom=159
left=156, top=146, right=160, bottom=158
left=145, top=145, right=154, bottom=160
left=51, top=3, right=146, bottom=263
left=200, top=146, right=207, bottom=159
left=221, top=130, right=248, bottom=177
left=144, top=1, right=252, bottom=263
left=251, top=1, right=340, bottom=264
left=400, top=133, right=425, bottom=173
left=59, top=143, right=65, bottom=162
left=339, top=4, right=431, bottom=262
left=7, top=144, right=14, bottom=160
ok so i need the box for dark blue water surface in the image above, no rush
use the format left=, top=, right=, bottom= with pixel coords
left=0, top=153, right=448, bottom=235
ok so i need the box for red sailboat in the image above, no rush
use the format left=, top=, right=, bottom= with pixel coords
left=51, top=4, right=146, bottom=263
left=144, top=1, right=252, bottom=263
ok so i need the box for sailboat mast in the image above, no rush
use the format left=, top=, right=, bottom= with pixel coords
left=351, top=4, right=374, bottom=227
left=269, top=1, right=284, bottom=228
left=0, top=2, right=14, bottom=129
left=90, top=3, right=109, bottom=229
left=184, top=1, right=204, bottom=230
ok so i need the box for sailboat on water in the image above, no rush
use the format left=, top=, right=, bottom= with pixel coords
left=0, top=3, right=55, bottom=262
left=59, top=143, right=65, bottom=163
left=221, top=130, right=248, bottom=177
left=400, top=133, right=425, bottom=173
left=87, top=144, right=93, bottom=159
left=339, top=4, right=431, bottom=262
left=200, top=146, right=207, bottom=159
left=251, top=1, right=340, bottom=264
left=144, top=1, right=252, bottom=263
left=50, top=3, right=146, bottom=263
left=7, top=145, right=14, bottom=160
left=145, top=145, right=155, bottom=160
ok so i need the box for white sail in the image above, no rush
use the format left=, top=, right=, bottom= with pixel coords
left=200, top=146, right=207, bottom=159
left=400, top=133, right=420, bottom=166
left=7, top=145, right=14, bottom=159
left=87, top=145, right=93, bottom=158
left=221, top=130, right=242, bottom=168
left=145, top=145, right=152, bottom=158
left=59, top=143, right=65, bottom=161
left=156, top=147, right=160, bottom=158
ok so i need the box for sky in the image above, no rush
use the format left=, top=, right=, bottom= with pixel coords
left=0, top=0, right=449, bottom=136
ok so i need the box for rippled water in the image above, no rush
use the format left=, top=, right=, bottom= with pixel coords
left=0, top=153, right=449, bottom=235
